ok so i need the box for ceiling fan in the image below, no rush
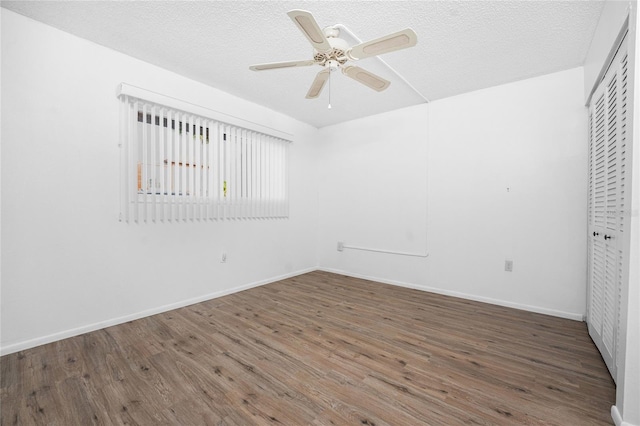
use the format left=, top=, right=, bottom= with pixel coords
left=249, top=10, right=418, bottom=99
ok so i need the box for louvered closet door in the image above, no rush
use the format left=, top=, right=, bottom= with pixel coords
left=587, top=33, right=628, bottom=382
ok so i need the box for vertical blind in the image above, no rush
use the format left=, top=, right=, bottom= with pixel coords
left=118, top=88, right=290, bottom=223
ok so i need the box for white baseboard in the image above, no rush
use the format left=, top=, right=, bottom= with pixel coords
left=318, top=267, right=584, bottom=321
left=613, top=405, right=623, bottom=425
left=612, top=405, right=639, bottom=426
left=0, top=267, right=316, bottom=356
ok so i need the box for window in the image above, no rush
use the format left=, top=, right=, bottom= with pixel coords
left=118, top=84, right=290, bottom=223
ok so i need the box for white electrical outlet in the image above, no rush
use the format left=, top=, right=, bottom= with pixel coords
left=221, top=252, right=227, bottom=263
left=337, top=242, right=344, bottom=252
left=505, top=259, right=513, bottom=272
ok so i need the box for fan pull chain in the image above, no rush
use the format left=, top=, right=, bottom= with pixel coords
left=328, top=70, right=332, bottom=110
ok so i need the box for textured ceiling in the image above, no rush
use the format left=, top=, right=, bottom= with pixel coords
left=2, top=1, right=604, bottom=128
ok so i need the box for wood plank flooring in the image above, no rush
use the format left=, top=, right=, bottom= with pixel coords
left=1, top=271, right=615, bottom=425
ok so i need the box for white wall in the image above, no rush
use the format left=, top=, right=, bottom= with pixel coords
left=0, top=10, right=319, bottom=354
left=318, top=67, right=588, bottom=320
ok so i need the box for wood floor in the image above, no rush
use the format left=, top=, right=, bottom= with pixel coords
left=1, top=271, right=615, bottom=425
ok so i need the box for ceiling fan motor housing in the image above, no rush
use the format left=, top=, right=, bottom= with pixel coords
left=323, top=26, right=340, bottom=39
left=313, top=32, right=350, bottom=68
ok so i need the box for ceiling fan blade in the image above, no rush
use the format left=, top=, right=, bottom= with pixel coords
left=287, top=9, right=332, bottom=53
left=250, top=59, right=316, bottom=71
left=342, top=66, right=390, bottom=92
left=347, top=28, right=417, bottom=60
left=306, top=70, right=331, bottom=99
